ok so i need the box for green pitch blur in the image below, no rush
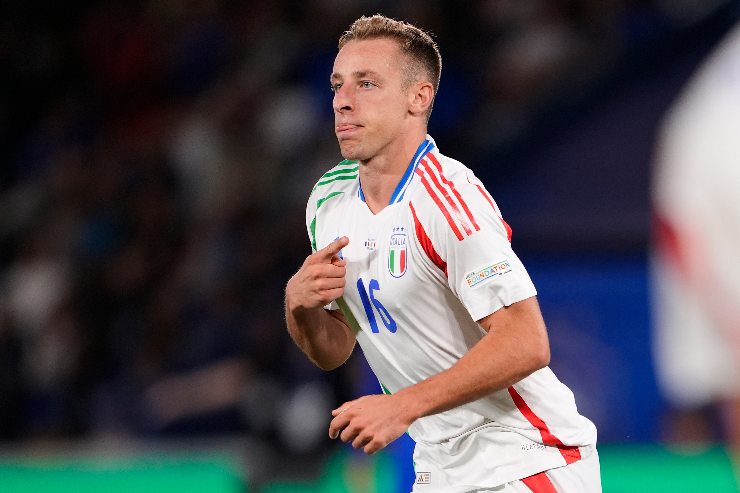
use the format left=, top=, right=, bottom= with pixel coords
left=0, top=444, right=736, bottom=492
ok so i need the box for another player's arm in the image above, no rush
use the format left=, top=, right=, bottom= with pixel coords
left=285, top=236, right=356, bottom=371
left=329, top=296, right=549, bottom=453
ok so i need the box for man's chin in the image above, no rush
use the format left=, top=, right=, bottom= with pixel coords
left=338, top=142, right=364, bottom=161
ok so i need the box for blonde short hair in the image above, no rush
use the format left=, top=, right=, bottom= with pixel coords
left=339, top=14, right=442, bottom=102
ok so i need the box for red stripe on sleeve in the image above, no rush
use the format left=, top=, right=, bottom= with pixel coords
left=419, top=162, right=472, bottom=236
left=501, top=217, right=513, bottom=242
left=521, top=472, right=559, bottom=493
left=415, top=169, right=464, bottom=241
left=409, top=202, right=448, bottom=277
left=508, top=386, right=582, bottom=465
left=426, top=153, right=480, bottom=232
left=474, top=183, right=513, bottom=242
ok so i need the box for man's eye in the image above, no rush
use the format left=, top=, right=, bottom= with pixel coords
left=330, top=83, right=342, bottom=93
left=361, top=81, right=375, bottom=89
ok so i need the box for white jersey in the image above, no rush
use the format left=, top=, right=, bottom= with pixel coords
left=652, top=23, right=740, bottom=407
left=306, top=136, right=597, bottom=488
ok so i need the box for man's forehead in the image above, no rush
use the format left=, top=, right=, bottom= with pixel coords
left=332, top=38, right=403, bottom=75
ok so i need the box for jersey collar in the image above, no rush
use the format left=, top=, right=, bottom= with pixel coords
left=358, top=135, right=436, bottom=205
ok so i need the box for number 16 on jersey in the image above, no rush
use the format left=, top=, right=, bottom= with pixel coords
left=356, top=278, right=397, bottom=333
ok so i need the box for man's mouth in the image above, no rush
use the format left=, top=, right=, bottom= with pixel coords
left=336, top=123, right=361, bottom=136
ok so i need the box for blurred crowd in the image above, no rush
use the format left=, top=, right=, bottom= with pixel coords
left=0, top=0, right=733, bottom=454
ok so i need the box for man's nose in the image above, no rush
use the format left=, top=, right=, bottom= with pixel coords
left=333, top=85, right=353, bottom=113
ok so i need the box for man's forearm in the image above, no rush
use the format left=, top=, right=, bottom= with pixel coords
left=396, top=331, right=547, bottom=421
left=394, top=297, right=549, bottom=421
left=285, top=303, right=356, bottom=371
left=327, top=299, right=550, bottom=455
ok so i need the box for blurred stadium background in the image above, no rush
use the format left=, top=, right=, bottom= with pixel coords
left=1, top=0, right=739, bottom=491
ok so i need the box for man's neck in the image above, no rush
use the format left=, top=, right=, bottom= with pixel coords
left=359, top=131, right=427, bottom=215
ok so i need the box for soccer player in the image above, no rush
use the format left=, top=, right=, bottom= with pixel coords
left=652, top=21, right=740, bottom=450
left=285, top=14, right=600, bottom=492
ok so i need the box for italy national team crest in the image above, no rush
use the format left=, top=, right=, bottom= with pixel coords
left=388, top=226, right=407, bottom=278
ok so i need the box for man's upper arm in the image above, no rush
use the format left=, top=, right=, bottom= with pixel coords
left=412, top=164, right=537, bottom=322
left=477, top=296, right=550, bottom=366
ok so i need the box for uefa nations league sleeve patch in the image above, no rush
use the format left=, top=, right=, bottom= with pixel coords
left=464, top=260, right=512, bottom=288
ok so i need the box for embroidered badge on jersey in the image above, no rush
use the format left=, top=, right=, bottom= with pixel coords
left=465, top=260, right=512, bottom=287
left=388, top=226, right=408, bottom=278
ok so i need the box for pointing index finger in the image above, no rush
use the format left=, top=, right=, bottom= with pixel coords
left=315, top=236, right=349, bottom=262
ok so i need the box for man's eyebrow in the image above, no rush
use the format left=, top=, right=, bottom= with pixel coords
left=330, top=70, right=381, bottom=82
left=353, top=70, right=381, bottom=79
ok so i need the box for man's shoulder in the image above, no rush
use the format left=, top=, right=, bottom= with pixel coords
left=409, top=150, right=493, bottom=240
left=418, top=150, right=475, bottom=187
left=307, top=160, right=358, bottom=204
left=305, top=160, right=358, bottom=250
left=410, top=149, right=478, bottom=205
left=309, top=160, right=359, bottom=199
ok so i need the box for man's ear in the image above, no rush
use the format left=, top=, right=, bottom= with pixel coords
left=408, top=81, right=434, bottom=116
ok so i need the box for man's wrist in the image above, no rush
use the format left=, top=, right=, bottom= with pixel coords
left=284, top=281, right=309, bottom=315
left=393, top=386, right=426, bottom=424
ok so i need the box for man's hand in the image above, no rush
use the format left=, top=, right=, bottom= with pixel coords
left=286, top=236, right=349, bottom=311
left=284, top=236, right=355, bottom=370
left=329, top=394, right=418, bottom=455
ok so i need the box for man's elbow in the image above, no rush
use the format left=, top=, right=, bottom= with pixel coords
left=512, top=347, right=549, bottom=384
left=528, top=327, right=551, bottom=371
left=310, top=349, right=354, bottom=372
left=531, top=342, right=550, bottom=370
left=521, top=323, right=551, bottom=374
left=313, top=358, right=343, bottom=372
left=518, top=348, right=549, bottom=379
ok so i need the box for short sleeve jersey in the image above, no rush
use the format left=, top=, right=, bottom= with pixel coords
left=306, top=136, right=597, bottom=484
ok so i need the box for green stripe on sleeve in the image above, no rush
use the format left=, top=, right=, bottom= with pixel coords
left=313, top=174, right=357, bottom=190
left=320, top=165, right=359, bottom=179
left=316, top=191, right=344, bottom=209
left=308, top=191, right=344, bottom=251
left=309, top=216, right=317, bottom=252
